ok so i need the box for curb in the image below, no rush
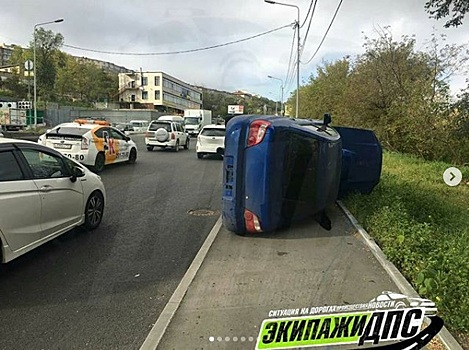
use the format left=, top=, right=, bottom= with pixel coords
left=139, top=216, right=223, bottom=350
left=337, top=200, right=463, bottom=350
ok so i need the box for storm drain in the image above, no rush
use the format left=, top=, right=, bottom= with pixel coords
left=187, top=209, right=219, bottom=217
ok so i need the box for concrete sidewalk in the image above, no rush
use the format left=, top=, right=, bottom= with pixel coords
left=144, top=203, right=461, bottom=350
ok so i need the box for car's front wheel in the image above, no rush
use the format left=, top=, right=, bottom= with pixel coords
left=128, top=148, right=137, bottom=164
left=92, top=152, right=105, bottom=173
left=84, top=191, right=104, bottom=230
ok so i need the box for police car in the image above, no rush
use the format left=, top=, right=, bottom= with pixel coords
left=38, top=119, right=138, bottom=172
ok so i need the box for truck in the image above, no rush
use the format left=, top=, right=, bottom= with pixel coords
left=0, top=108, right=27, bottom=131
left=183, top=109, right=212, bottom=136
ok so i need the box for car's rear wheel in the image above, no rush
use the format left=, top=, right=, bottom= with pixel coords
left=184, top=138, right=190, bottom=150
left=84, top=191, right=104, bottom=230
left=146, top=145, right=154, bottom=151
left=128, top=148, right=137, bottom=164
left=174, top=140, right=179, bottom=152
left=197, top=152, right=204, bottom=159
left=93, top=152, right=105, bottom=173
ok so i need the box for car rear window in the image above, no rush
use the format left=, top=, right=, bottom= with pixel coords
left=149, top=122, right=171, bottom=132
left=201, top=128, right=225, bottom=137
left=47, top=127, right=89, bottom=136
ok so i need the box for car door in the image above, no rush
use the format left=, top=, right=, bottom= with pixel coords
left=0, top=146, right=42, bottom=252
left=175, top=122, right=186, bottom=144
left=18, top=146, right=85, bottom=238
left=110, top=127, right=130, bottom=162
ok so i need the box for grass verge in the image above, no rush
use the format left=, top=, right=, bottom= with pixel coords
left=343, top=151, right=469, bottom=346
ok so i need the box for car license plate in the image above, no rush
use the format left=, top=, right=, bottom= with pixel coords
left=54, top=143, right=72, bottom=149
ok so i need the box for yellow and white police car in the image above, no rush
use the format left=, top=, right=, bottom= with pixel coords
left=38, top=119, right=138, bottom=172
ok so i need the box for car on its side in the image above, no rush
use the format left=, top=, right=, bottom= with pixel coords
left=196, top=124, right=226, bottom=159
left=0, top=138, right=106, bottom=263
left=38, top=119, right=138, bottom=172
left=145, top=116, right=190, bottom=152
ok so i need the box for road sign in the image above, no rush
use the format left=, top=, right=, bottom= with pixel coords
left=228, top=105, right=244, bottom=114
left=24, top=60, right=33, bottom=71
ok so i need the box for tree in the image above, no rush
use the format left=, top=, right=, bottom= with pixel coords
left=31, top=28, right=64, bottom=101
left=425, top=0, right=469, bottom=27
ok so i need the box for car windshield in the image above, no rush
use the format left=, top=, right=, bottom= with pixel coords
left=201, top=128, right=225, bottom=137
left=149, top=122, right=171, bottom=131
left=185, top=117, right=199, bottom=125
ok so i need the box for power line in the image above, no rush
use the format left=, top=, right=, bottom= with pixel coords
left=63, top=23, right=293, bottom=56
left=300, top=0, right=318, bottom=57
left=302, top=0, right=344, bottom=65
left=284, top=27, right=297, bottom=89
left=300, top=0, right=315, bottom=28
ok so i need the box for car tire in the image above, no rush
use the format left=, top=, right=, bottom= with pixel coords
left=128, top=148, right=137, bottom=164
left=197, top=152, right=204, bottom=159
left=184, top=138, right=190, bottom=150
left=174, top=140, right=179, bottom=152
left=84, top=191, right=104, bottom=230
left=146, top=145, right=154, bottom=151
left=92, top=152, right=105, bottom=173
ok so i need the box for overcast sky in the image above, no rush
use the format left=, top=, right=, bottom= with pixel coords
left=1, top=0, right=468, bottom=101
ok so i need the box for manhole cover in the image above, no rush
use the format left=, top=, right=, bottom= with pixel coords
left=187, top=209, right=219, bottom=217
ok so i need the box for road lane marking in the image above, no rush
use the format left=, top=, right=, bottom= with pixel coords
left=140, top=216, right=222, bottom=350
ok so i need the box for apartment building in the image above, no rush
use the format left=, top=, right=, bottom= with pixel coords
left=118, top=71, right=202, bottom=113
left=0, top=43, right=15, bottom=66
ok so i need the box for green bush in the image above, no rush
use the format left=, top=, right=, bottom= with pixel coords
left=344, top=151, right=469, bottom=332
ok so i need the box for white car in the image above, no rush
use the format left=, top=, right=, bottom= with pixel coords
left=38, top=119, right=138, bottom=172
left=145, top=118, right=190, bottom=152
left=196, top=124, right=226, bottom=159
left=0, top=138, right=106, bottom=263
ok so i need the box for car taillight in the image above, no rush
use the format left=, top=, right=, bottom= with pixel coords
left=171, top=132, right=175, bottom=140
left=244, top=209, right=262, bottom=233
left=81, top=137, right=89, bottom=150
left=145, top=132, right=149, bottom=138
left=247, top=120, right=271, bottom=147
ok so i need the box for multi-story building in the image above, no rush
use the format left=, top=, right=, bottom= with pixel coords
left=0, top=43, right=15, bottom=66
left=118, top=71, right=202, bottom=113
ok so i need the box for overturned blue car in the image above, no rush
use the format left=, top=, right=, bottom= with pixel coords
left=222, top=114, right=382, bottom=235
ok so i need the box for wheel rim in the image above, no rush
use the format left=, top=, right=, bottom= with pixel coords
left=87, top=194, right=103, bottom=227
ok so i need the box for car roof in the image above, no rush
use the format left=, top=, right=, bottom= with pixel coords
left=0, top=137, right=36, bottom=145
left=202, top=124, right=225, bottom=129
left=50, top=122, right=98, bottom=130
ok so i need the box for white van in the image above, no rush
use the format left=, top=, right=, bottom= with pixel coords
left=129, top=120, right=149, bottom=133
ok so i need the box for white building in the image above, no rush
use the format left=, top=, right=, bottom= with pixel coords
left=118, top=71, right=203, bottom=113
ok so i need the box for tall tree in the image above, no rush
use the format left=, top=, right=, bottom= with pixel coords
left=425, top=0, right=469, bottom=27
left=31, top=28, right=64, bottom=101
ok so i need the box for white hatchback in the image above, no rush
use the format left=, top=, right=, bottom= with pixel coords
left=196, top=124, right=226, bottom=159
left=0, top=138, right=106, bottom=263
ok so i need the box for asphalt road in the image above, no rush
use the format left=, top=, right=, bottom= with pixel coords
left=0, top=135, right=223, bottom=350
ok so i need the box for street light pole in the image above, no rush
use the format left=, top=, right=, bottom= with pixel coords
left=265, top=0, right=299, bottom=118
left=33, top=18, right=64, bottom=130
left=268, top=75, right=284, bottom=116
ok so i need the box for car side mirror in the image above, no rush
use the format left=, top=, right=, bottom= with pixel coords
left=70, top=167, right=85, bottom=182
left=125, top=136, right=131, bottom=142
